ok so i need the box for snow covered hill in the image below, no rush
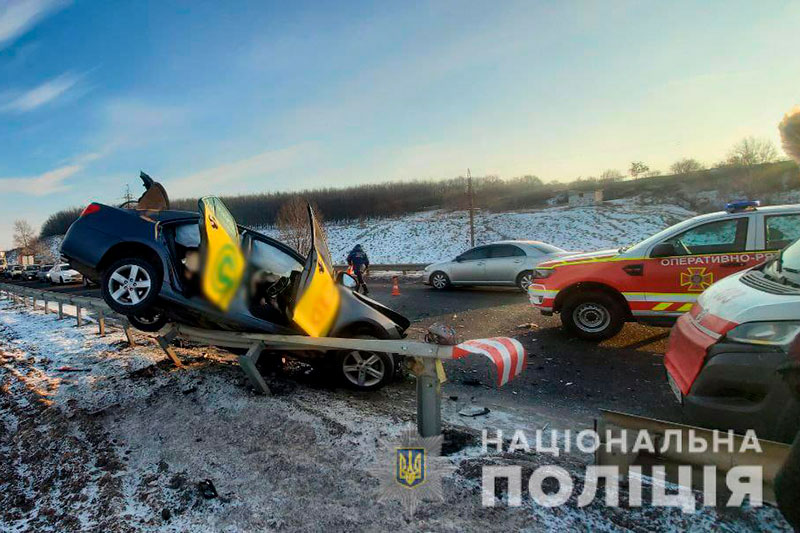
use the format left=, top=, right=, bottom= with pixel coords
left=259, top=198, right=696, bottom=264
left=41, top=199, right=696, bottom=265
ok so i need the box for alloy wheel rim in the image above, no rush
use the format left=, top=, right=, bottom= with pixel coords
left=520, top=274, right=533, bottom=290
left=342, top=351, right=385, bottom=387
left=573, top=302, right=611, bottom=333
left=432, top=274, right=447, bottom=289
left=108, top=264, right=152, bottom=306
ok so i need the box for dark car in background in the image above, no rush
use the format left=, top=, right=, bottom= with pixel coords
left=22, top=264, right=40, bottom=281
left=60, top=174, right=410, bottom=391
left=37, top=264, right=55, bottom=282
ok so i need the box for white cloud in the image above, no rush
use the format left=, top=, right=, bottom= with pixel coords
left=166, top=144, right=316, bottom=198
left=0, top=0, right=67, bottom=49
left=0, top=164, right=81, bottom=196
left=2, top=72, right=80, bottom=112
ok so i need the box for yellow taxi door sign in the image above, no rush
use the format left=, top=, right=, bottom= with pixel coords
left=292, top=251, right=341, bottom=337
left=201, top=210, right=245, bottom=311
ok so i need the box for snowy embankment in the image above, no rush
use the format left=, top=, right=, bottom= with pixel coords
left=44, top=199, right=694, bottom=265
left=0, top=299, right=791, bottom=531
left=259, top=199, right=696, bottom=264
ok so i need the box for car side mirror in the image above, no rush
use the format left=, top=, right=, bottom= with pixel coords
left=336, top=271, right=358, bottom=288
left=651, top=242, right=676, bottom=258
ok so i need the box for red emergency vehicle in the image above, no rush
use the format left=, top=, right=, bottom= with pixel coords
left=528, top=202, right=800, bottom=340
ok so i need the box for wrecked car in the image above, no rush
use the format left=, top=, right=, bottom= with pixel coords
left=60, top=173, right=410, bottom=390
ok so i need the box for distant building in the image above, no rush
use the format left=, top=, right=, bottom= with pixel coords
left=568, top=189, right=604, bottom=207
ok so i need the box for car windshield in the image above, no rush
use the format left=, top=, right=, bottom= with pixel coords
left=764, top=238, right=800, bottom=286
left=26, top=265, right=37, bottom=270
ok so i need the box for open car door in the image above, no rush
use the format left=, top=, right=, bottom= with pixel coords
left=290, top=206, right=341, bottom=337
left=198, top=196, right=246, bottom=311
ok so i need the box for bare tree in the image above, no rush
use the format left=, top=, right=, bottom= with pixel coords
left=670, top=158, right=704, bottom=175
left=599, top=169, right=624, bottom=182
left=13, top=220, right=39, bottom=256
left=629, top=161, right=650, bottom=179
left=726, top=137, right=778, bottom=167
left=276, top=197, right=324, bottom=255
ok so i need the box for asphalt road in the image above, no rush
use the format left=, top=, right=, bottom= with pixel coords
left=4, top=276, right=682, bottom=431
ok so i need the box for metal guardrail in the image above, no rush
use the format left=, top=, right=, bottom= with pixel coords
left=0, top=282, right=525, bottom=438
left=596, top=409, right=791, bottom=505
left=335, top=263, right=427, bottom=274
left=0, top=282, right=136, bottom=344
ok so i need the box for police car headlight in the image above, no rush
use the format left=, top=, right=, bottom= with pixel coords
left=725, top=321, right=800, bottom=349
left=533, top=269, right=553, bottom=279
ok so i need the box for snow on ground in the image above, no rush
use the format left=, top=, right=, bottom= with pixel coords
left=0, top=299, right=792, bottom=531
left=258, top=198, right=697, bottom=264
left=45, top=198, right=696, bottom=265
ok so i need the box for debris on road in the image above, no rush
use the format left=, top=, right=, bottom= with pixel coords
left=459, top=406, right=490, bottom=417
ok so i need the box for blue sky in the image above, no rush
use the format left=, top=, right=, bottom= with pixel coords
left=1, top=0, right=799, bottom=248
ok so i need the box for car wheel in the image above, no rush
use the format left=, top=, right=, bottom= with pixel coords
left=336, top=335, right=394, bottom=391
left=101, top=257, right=162, bottom=314
left=430, top=271, right=450, bottom=290
left=561, top=291, right=625, bottom=341
left=516, top=270, right=534, bottom=291
left=58, top=275, right=64, bottom=285
left=127, top=309, right=168, bottom=332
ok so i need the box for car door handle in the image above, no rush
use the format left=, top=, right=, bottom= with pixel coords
left=721, top=261, right=746, bottom=268
left=513, top=260, right=522, bottom=264
left=622, top=264, right=644, bottom=276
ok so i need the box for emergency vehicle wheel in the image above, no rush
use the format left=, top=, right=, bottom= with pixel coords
left=562, top=291, right=625, bottom=341
left=430, top=271, right=450, bottom=290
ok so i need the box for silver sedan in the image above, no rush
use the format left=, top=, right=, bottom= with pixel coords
left=423, top=240, right=570, bottom=291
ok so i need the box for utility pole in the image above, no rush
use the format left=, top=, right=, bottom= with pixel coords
left=123, top=184, right=133, bottom=205
left=467, top=168, right=475, bottom=247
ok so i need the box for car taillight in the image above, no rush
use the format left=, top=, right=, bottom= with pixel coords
left=80, top=203, right=101, bottom=217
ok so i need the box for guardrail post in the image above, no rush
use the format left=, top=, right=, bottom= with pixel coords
left=238, top=342, right=271, bottom=395
left=156, top=328, right=183, bottom=367
left=123, top=324, right=136, bottom=346
left=417, top=358, right=442, bottom=437
left=76, top=305, right=82, bottom=327
left=58, top=301, right=63, bottom=320
left=43, top=298, right=48, bottom=314
left=97, top=310, right=106, bottom=336
left=32, top=296, right=36, bottom=311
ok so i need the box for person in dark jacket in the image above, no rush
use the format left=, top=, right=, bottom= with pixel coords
left=346, top=244, right=370, bottom=295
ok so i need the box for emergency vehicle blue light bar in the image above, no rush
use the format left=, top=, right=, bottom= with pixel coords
left=725, top=200, right=760, bottom=213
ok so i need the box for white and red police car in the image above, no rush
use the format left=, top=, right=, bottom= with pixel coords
left=528, top=201, right=800, bottom=340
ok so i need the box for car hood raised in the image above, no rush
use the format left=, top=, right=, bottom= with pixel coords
left=537, top=249, right=619, bottom=268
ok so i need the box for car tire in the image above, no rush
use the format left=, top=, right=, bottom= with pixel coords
left=127, top=309, right=168, bottom=333
left=516, top=270, right=534, bottom=292
left=561, top=290, right=626, bottom=341
left=101, top=257, right=162, bottom=314
left=335, top=335, right=394, bottom=391
left=429, top=271, right=450, bottom=290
